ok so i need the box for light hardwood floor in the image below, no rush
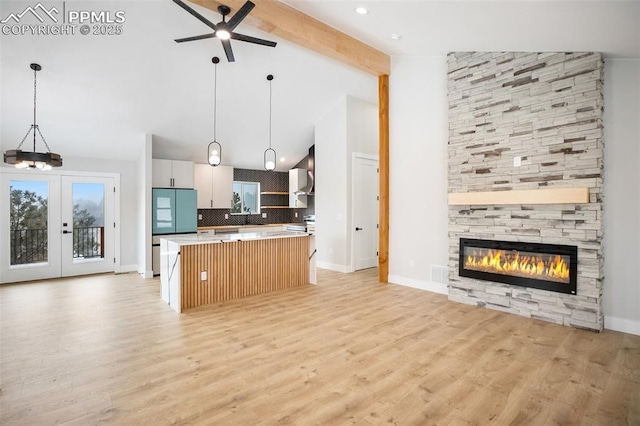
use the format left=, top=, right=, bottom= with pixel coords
left=1, top=269, right=638, bottom=425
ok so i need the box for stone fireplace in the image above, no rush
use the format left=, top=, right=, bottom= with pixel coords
left=447, top=52, right=604, bottom=331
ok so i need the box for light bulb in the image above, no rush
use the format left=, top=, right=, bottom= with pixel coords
left=15, top=162, right=29, bottom=169
left=36, top=162, right=45, bottom=170
left=209, top=154, right=220, bottom=165
left=43, top=164, right=52, bottom=171
left=265, top=160, right=275, bottom=171
left=216, top=29, right=231, bottom=40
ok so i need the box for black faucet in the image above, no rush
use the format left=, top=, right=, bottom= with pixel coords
left=245, top=213, right=250, bottom=225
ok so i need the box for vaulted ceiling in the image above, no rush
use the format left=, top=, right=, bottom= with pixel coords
left=1, top=1, right=637, bottom=170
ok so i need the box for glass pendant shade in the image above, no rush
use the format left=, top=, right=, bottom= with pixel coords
left=208, top=141, right=222, bottom=166
left=264, top=148, right=276, bottom=171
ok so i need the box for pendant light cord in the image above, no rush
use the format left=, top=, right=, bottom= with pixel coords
left=268, top=78, right=272, bottom=149
left=213, top=62, right=217, bottom=141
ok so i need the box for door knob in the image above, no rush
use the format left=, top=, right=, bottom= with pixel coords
left=62, top=230, right=72, bottom=234
left=355, top=227, right=363, bottom=231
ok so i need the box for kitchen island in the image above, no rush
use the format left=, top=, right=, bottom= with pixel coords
left=160, top=231, right=316, bottom=312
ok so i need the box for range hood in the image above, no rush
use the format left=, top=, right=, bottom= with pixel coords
left=294, top=145, right=314, bottom=195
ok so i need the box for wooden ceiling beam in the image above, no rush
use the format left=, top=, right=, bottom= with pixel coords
left=189, top=0, right=390, bottom=76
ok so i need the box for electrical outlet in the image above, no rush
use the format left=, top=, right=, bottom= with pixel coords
left=409, top=259, right=415, bottom=268
left=513, top=156, right=522, bottom=167
left=200, top=271, right=207, bottom=281
left=294, top=212, right=298, bottom=218
left=198, top=214, right=202, bottom=220
left=262, top=213, right=267, bottom=218
left=225, top=214, right=229, bottom=219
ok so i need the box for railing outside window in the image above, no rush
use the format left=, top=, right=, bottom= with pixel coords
left=10, top=226, right=105, bottom=265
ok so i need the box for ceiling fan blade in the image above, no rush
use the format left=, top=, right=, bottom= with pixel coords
left=172, top=0, right=217, bottom=32
left=226, top=1, right=255, bottom=31
left=175, top=33, right=217, bottom=43
left=221, top=39, right=235, bottom=62
left=231, top=32, right=277, bottom=47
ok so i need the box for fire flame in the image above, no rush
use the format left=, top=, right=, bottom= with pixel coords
left=464, top=249, right=570, bottom=283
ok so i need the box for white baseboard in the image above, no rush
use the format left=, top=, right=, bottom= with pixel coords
left=388, top=274, right=449, bottom=296
left=605, top=316, right=640, bottom=336
left=141, top=270, right=154, bottom=279
left=316, top=262, right=350, bottom=273
left=118, top=264, right=139, bottom=273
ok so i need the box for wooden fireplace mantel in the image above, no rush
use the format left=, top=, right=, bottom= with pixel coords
left=448, top=187, right=590, bottom=206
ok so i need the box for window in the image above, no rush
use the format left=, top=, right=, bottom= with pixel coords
left=231, top=181, right=260, bottom=214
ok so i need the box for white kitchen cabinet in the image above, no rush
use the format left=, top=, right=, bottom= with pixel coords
left=152, top=159, right=194, bottom=188
left=289, top=168, right=307, bottom=208
left=194, top=164, right=233, bottom=209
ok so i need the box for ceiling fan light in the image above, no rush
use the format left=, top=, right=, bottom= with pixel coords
left=216, top=29, right=231, bottom=40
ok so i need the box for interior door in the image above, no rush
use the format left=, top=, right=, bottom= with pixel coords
left=0, top=172, right=62, bottom=283
left=353, top=156, right=379, bottom=271
left=60, top=176, right=115, bottom=277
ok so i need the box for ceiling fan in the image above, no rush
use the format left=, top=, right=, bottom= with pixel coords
left=172, top=0, right=277, bottom=62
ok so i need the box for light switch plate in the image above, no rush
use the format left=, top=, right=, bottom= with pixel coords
left=513, top=156, right=522, bottom=167
left=225, top=214, right=229, bottom=219
left=262, top=213, right=267, bottom=218
left=198, top=214, right=202, bottom=220
left=200, top=271, right=207, bottom=281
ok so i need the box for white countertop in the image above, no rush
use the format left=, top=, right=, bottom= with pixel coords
left=161, top=230, right=309, bottom=246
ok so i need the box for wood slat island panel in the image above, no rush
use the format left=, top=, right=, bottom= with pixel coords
left=180, top=236, right=309, bottom=310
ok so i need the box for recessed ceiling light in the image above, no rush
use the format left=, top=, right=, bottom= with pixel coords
left=390, top=33, right=402, bottom=40
left=355, top=7, right=369, bottom=15
left=280, top=157, right=286, bottom=162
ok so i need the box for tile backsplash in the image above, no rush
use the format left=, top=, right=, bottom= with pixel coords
left=197, top=167, right=313, bottom=227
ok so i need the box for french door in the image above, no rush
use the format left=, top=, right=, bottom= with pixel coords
left=0, top=172, right=115, bottom=284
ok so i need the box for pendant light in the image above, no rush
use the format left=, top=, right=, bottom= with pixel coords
left=4, top=63, right=63, bottom=170
left=264, top=74, right=276, bottom=171
left=208, top=57, right=222, bottom=167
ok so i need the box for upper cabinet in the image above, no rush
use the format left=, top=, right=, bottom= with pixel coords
left=289, top=168, right=307, bottom=208
left=152, top=159, right=194, bottom=189
left=194, top=164, right=233, bottom=209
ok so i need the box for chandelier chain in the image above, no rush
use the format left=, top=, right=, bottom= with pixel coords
left=36, top=126, right=53, bottom=152
left=15, top=126, right=33, bottom=150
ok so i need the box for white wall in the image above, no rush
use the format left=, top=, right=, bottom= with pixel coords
left=388, top=56, right=449, bottom=294
left=138, top=134, right=153, bottom=278
left=603, top=59, right=640, bottom=335
left=316, top=97, right=349, bottom=271
left=60, top=156, right=139, bottom=271
left=316, top=96, right=378, bottom=272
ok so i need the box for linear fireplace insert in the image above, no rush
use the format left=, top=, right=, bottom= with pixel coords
left=459, top=238, right=577, bottom=295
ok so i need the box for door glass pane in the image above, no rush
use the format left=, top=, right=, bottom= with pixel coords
left=10, top=180, right=48, bottom=265
left=72, top=183, right=105, bottom=259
